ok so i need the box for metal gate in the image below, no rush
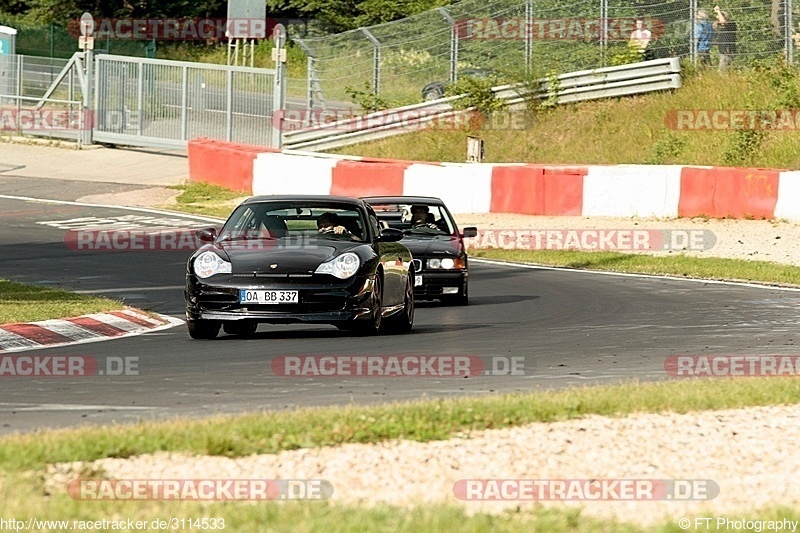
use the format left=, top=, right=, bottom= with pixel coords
left=93, top=55, right=281, bottom=149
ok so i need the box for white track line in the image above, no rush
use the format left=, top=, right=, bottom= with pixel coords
left=0, top=193, right=225, bottom=223
left=471, top=257, right=800, bottom=292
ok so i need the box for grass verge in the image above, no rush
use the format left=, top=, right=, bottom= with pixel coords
left=470, top=249, right=800, bottom=286
left=0, top=279, right=123, bottom=324
left=329, top=68, right=800, bottom=169
left=165, top=182, right=247, bottom=219
left=3, top=377, right=799, bottom=472
left=2, top=378, right=799, bottom=530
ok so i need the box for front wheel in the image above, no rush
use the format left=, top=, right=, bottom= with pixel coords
left=187, top=319, right=220, bottom=339
left=385, top=273, right=414, bottom=333
left=351, top=275, right=383, bottom=336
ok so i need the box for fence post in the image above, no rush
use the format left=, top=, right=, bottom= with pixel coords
left=689, top=0, right=697, bottom=65
left=136, top=61, right=144, bottom=136
left=180, top=65, right=187, bottom=142
left=437, top=8, right=458, bottom=83
left=786, top=0, right=794, bottom=64
left=525, top=0, right=533, bottom=75
left=600, top=0, right=607, bottom=67
left=225, top=69, right=233, bottom=142
left=273, top=24, right=287, bottom=148
left=294, top=37, right=316, bottom=120
left=81, top=50, right=93, bottom=145
left=15, top=55, right=22, bottom=122
left=361, top=28, right=381, bottom=94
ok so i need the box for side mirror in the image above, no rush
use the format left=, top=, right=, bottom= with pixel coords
left=196, top=227, right=218, bottom=242
left=377, top=228, right=404, bottom=242
left=461, top=226, right=478, bottom=238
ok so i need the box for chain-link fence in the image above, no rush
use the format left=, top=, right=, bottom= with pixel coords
left=296, top=0, right=798, bottom=105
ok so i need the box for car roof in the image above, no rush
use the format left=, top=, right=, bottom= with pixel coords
left=362, top=196, right=446, bottom=206
left=243, top=195, right=366, bottom=207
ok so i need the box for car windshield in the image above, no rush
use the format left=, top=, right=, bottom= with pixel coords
left=219, top=202, right=366, bottom=242
left=369, top=203, right=456, bottom=237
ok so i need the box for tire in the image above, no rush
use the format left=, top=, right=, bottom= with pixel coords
left=442, top=283, right=469, bottom=306
left=223, top=320, right=258, bottom=337
left=187, top=319, right=220, bottom=339
left=351, top=274, right=383, bottom=335
left=422, top=87, right=443, bottom=101
left=385, top=273, right=414, bottom=333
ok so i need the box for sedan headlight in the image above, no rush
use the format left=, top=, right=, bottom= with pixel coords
left=315, top=252, right=360, bottom=279
left=428, top=257, right=464, bottom=269
left=193, top=251, right=232, bottom=278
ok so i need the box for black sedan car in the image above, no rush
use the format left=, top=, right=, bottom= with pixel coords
left=362, top=196, right=477, bottom=305
left=185, top=196, right=415, bottom=338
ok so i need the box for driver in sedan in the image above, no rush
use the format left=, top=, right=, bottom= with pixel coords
left=410, top=205, right=443, bottom=230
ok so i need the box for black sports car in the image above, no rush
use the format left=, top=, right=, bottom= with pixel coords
left=185, top=196, right=415, bottom=338
left=362, top=196, right=477, bottom=305
left=421, top=68, right=495, bottom=100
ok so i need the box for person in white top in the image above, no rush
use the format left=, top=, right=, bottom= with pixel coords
left=630, top=18, right=652, bottom=56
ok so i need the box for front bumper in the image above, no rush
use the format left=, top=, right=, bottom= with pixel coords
left=413, top=270, right=467, bottom=299
left=185, top=273, right=374, bottom=325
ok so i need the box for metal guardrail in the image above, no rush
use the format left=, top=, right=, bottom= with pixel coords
left=282, top=57, right=681, bottom=152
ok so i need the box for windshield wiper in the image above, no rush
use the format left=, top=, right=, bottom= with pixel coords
left=218, top=233, right=277, bottom=242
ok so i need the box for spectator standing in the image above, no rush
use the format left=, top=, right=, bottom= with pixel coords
left=695, top=9, right=714, bottom=66
left=714, top=6, right=737, bottom=72
left=630, top=18, right=653, bottom=60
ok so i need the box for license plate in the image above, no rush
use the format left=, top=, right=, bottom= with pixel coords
left=239, top=289, right=298, bottom=304
left=414, top=275, right=423, bottom=287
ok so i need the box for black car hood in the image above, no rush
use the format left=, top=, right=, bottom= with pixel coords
left=217, top=238, right=359, bottom=274
left=400, top=235, right=463, bottom=257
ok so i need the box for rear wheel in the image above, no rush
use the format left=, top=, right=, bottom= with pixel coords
left=351, top=275, right=383, bottom=335
left=187, top=319, right=220, bottom=339
left=223, top=320, right=258, bottom=337
left=385, top=273, right=414, bottom=333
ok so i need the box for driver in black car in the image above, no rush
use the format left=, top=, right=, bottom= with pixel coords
left=409, top=205, right=441, bottom=230
left=317, top=211, right=360, bottom=240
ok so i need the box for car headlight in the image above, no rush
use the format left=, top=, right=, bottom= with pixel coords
left=193, top=251, right=232, bottom=278
left=315, top=252, right=360, bottom=279
left=428, top=257, right=464, bottom=269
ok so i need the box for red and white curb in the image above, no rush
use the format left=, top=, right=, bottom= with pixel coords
left=0, top=308, right=183, bottom=353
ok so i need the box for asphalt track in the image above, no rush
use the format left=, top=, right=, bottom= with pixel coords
left=1, top=182, right=799, bottom=435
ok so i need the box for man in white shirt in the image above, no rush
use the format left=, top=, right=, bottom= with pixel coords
left=630, top=18, right=652, bottom=56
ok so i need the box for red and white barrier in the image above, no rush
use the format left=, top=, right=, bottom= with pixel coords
left=188, top=139, right=798, bottom=220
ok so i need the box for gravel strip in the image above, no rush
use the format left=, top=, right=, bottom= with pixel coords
left=46, top=404, right=800, bottom=526
left=455, top=214, right=800, bottom=266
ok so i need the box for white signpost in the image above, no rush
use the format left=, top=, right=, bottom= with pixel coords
left=78, top=12, right=95, bottom=50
